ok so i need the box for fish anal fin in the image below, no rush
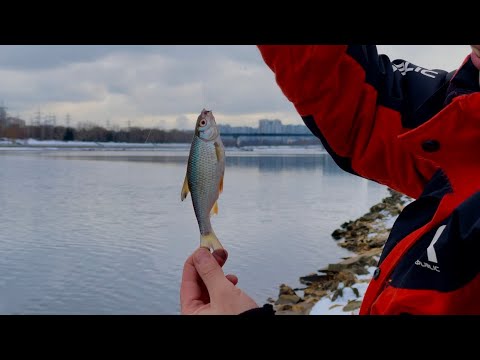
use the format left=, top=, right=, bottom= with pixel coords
left=210, top=201, right=218, bottom=216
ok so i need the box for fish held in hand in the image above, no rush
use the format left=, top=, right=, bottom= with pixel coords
left=181, top=109, right=225, bottom=251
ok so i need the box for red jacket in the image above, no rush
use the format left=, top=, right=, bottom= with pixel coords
left=257, top=45, right=480, bottom=315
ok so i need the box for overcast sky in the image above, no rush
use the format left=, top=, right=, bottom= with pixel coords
left=0, top=45, right=472, bottom=130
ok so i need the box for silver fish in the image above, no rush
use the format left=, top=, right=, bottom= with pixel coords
left=181, top=109, right=225, bottom=251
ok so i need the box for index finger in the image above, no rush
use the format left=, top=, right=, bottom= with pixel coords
left=180, top=254, right=204, bottom=313
left=180, top=249, right=230, bottom=313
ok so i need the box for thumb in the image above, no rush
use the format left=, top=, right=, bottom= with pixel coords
left=193, top=247, right=228, bottom=295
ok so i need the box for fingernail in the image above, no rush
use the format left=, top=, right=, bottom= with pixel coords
left=194, top=248, right=212, bottom=266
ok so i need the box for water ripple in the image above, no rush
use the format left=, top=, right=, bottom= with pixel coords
left=0, top=151, right=387, bottom=314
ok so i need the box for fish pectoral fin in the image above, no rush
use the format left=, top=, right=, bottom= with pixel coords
left=210, top=201, right=219, bottom=216
left=181, top=176, right=190, bottom=201
left=219, top=175, right=224, bottom=194
left=214, top=142, right=223, bottom=163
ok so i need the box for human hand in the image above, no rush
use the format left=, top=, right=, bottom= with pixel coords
left=471, top=45, right=480, bottom=56
left=180, top=247, right=259, bottom=315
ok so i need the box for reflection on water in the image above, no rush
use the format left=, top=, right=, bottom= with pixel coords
left=25, top=149, right=348, bottom=174
left=227, top=155, right=350, bottom=175
left=0, top=149, right=387, bottom=314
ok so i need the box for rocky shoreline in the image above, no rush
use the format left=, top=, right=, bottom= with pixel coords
left=269, top=188, right=412, bottom=315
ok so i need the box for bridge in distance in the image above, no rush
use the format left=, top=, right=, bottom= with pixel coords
left=221, top=133, right=313, bottom=137
left=220, top=132, right=316, bottom=146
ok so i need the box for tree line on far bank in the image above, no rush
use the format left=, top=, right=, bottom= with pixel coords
left=0, top=123, right=320, bottom=146
left=0, top=123, right=194, bottom=143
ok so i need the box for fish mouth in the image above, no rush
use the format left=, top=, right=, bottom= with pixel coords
left=201, top=109, right=212, bottom=118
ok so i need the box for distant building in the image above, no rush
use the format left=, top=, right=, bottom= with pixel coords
left=218, top=118, right=311, bottom=135
left=259, top=119, right=282, bottom=133
left=218, top=124, right=256, bottom=134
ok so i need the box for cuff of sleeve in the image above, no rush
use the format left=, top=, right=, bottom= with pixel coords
left=239, top=304, right=276, bottom=316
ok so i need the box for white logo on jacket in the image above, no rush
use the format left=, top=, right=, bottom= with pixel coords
left=392, top=61, right=439, bottom=79
left=414, top=225, right=446, bottom=273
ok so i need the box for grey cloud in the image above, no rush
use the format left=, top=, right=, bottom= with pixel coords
left=0, top=45, right=164, bottom=70
left=118, top=47, right=291, bottom=116
left=0, top=67, right=108, bottom=106
left=146, top=45, right=263, bottom=64
left=0, top=45, right=264, bottom=110
left=175, top=115, right=191, bottom=130
left=0, top=45, right=472, bottom=127
left=0, top=45, right=261, bottom=71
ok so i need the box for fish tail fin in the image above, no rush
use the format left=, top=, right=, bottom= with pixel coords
left=200, top=231, right=223, bottom=251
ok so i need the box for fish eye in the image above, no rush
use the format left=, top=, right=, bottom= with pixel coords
left=199, top=119, right=207, bottom=127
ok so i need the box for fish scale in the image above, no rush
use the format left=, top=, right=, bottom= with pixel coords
left=188, top=138, right=219, bottom=235
left=181, top=109, right=225, bottom=251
